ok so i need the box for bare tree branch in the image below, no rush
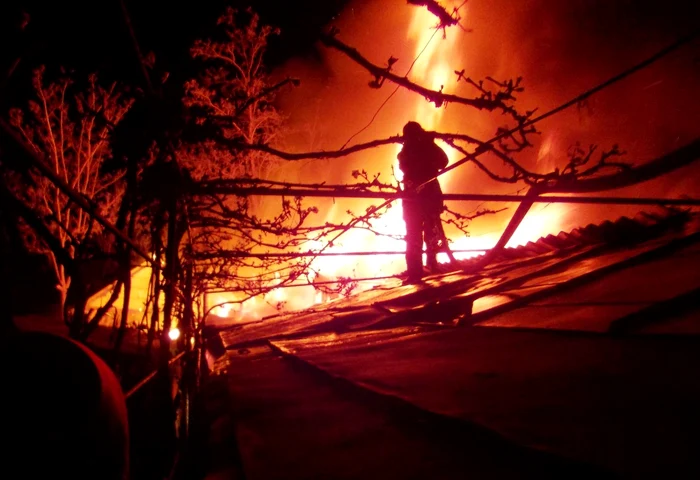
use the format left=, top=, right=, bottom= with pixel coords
left=216, top=134, right=401, bottom=160
left=407, top=0, right=461, bottom=29
left=320, top=29, right=529, bottom=123
left=540, top=139, right=700, bottom=193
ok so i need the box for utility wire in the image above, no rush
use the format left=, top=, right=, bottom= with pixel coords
left=221, top=274, right=404, bottom=292
left=340, top=0, right=470, bottom=149
left=340, top=26, right=441, bottom=149
left=324, top=27, right=700, bottom=256
left=436, top=27, right=700, bottom=182
left=194, top=247, right=488, bottom=259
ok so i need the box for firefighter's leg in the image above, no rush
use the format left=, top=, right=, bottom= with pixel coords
left=424, top=212, right=441, bottom=272
left=403, top=201, right=424, bottom=280
left=435, top=214, right=457, bottom=264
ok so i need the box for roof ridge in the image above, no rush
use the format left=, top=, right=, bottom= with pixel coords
left=458, top=209, right=695, bottom=268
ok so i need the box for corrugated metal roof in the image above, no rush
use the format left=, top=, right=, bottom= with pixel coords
left=216, top=208, right=700, bottom=478
left=219, top=209, right=700, bottom=348
left=463, top=209, right=697, bottom=267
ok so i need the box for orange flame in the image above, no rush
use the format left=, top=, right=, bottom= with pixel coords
left=228, top=1, right=570, bottom=321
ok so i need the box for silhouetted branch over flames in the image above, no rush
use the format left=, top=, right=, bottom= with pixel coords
left=320, top=29, right=531, bottom=123
left=539, top=139, right=700, bottom=193
left=407, top=0, right=464, bottom=31
left=214, top=135, right=401, bottom=160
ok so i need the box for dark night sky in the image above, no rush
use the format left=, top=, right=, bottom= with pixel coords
left=0, top=0, right=349, bottom=100
left=2, top=1, right=698, bottom=106
left=0, top=0, right=351, bottom=168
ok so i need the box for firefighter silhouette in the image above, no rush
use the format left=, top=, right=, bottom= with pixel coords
left=397, top=121, right=450, bottom=282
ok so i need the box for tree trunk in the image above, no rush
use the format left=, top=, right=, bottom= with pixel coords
left=113, top=206, right=138, bottom=356
left=81, top=279, right=123, bottom=341
left=160, top=199, right=179, bottom=366
left=146, top=224, right=163, bottom=358
left=182, top=259, right=194, bottom=350
left=56, top=261, right=71, bottom=326
left=113, top=250, right=132, bottom=355
left=66, top=265, right=88, bottom=339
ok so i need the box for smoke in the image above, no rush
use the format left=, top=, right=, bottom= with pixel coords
left=272, top=0, right=700, bottom=237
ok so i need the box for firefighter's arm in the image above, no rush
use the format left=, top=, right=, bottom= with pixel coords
left=397, top=148, right=407, bottom=172
left=434, top=144, right=449, bottom=170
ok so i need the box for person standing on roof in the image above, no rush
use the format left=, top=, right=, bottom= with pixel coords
left=397, top=121, right=449, bottom=283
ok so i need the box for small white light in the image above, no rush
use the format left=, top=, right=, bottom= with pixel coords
left=168, top=328, right=181, bottom=341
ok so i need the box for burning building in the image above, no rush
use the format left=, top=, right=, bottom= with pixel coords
left=85, top=0, right=699, bottom=328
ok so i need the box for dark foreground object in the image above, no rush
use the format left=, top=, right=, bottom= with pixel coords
left=1, top=331, right=129, bottom=479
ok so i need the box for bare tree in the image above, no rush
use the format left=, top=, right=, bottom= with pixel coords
left=182, top=7, right=291, bottom=181
left=6, top=67, right=133, bottom=326
left=167, top=8, right=318, bottom=325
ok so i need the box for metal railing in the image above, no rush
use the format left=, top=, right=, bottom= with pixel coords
left=125, top=350, right=186, bottom=399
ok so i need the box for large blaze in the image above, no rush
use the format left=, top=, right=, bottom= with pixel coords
left=207, top=1, right=570, bottom=322
left=90, top=0, right=699, bottom=326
